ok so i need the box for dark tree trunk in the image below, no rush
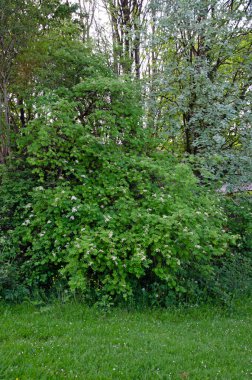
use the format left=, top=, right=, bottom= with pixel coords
left=18, top=97, right=26, bottom=128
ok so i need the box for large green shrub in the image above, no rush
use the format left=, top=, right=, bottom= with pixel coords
left=15, top=151, right=232, bottom=302
left=10, top=88, right=233, bottom=303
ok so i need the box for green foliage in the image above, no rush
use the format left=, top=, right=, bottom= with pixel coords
left=215, top=194, right=252, bottom=300
left=14, top=107, right=232, bottom=301
left=1, top=51, right=235, bottom=303
left=149, top=0, right=252, bottom=184
left=0, top=2, right=249, bottom=306
left=224, top=194, right=252, bottom=255
left=0, top=164, right=34, bottom=300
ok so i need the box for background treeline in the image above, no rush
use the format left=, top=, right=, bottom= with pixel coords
left=0, top=0, right=251, bottom=306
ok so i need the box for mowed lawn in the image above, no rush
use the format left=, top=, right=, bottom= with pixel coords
left=0, top=299, right=251, bottom=380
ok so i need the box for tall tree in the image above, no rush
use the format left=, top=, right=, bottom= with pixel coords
left=0, top=0, right=76, bottom=163
left=77, top=0, right=96, bottom=42
left=148, top=0, right=252, bottom=183
left=102, top=0, right=146, bottom=78
left=0, top=0, right=37, bottom=162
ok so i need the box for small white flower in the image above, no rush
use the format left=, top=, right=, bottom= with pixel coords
left=71, top=196, right=77, bottom=201
left=111, top=255, right=117, bottom=261
left=22, top=219, right=30, bottom=226
left=108, top=231, right=113, bottom=238
left=47, top=220, right=52, bottom=224
left=80, top=174, right=86, bottom=178
left=39, top=232, right=45, bottom=237
left=81, top=227, right=86, bottom=232
left=70, top=215, right=75, bottom=220
left=104, top=215, right=112, bottom=223
left=72, top=207, right=78, bottom=213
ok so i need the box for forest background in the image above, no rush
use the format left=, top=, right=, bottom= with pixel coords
left=0, top=0, right=251, bottom=306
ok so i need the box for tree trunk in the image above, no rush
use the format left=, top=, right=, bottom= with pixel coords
left=3, top=81, right=10, bottom=156
left=18, top=97, right=26, bottom=128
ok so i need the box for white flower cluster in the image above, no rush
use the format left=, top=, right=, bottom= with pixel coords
left=22, top=219, right=30, bottom=226
left=135, top=247, right=146, bottom=261
left=104, top=215, right=112, bottom=223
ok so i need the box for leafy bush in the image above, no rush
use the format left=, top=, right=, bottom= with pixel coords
left=13, top=132, right=233, bottom=303
left=223, top=194, right=252, bottom=255
left=0, top=164, right=33, bottom=300
left=213, top=194, right=252, bottom=302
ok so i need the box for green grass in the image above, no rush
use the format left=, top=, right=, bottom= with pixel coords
left=0, top=299, right=252, bottom=380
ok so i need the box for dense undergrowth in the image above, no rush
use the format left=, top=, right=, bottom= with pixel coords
left=1, top=149, right=251, bottom=306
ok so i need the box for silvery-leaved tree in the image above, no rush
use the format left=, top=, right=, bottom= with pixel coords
left=148, top=0, right=252, bottom=185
